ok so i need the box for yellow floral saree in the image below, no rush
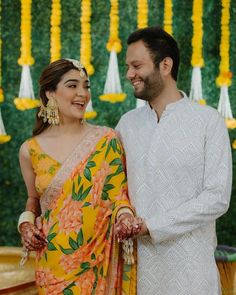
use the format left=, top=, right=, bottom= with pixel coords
left=28, top=126, right=136, bottom=294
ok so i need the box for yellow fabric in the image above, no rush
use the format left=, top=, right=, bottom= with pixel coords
left=28, top=129, right=136, bottom=294
left=217, top=261, right=236, bottom=295
left=27, top=137, right=61, bottom=196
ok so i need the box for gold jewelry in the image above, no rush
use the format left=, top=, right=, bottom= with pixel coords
left=38, top=97, right=60, bottom=125
left=38, top=101, right=47, bottom=122
left=122, top=238, right=134, bottom=265
left=46, top=97, right=59, bottom=125
left=17, top=211, right=35, bottom=233
left=19, top=246, right=30, bottom=267
left=116, top=207, right=134, bottom=220
left=65, top=58, right=86, bottom=77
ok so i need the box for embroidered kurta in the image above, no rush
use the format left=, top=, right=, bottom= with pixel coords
left=116, top=95, right=232, bottom=295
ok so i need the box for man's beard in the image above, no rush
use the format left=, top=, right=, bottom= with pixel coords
left=134, top=70, right=164, bottom=102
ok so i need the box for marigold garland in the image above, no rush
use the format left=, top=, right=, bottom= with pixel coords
left=80, top=0, right=94, bottom=76
left=191, top=0, right=204, bottom=67
left=137, top=0, right=148, bottom=29
left=0, top=0, right=11, bottom=143
left=216, top=0, right=235, bottom=129
left=50, top=0, right=61, bottom=62
left=14, top=0, right=39, bottom=111
left=232, top=139, right=236, bottom=149
left=164, top=0, right=173, bottom=35
left=106, top=0, right=121, bottom=53
left=216, top=0, right=231, bottom=87
left=18, top=0, right=34, bottom=66
left=189, top=0, right=205, bottom=105
left=100, top=0, right=126, bottom=103
left=0, top=26, right=3, bottom=103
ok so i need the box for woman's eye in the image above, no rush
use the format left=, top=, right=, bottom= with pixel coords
left=68, top=85, right=76, bottom=88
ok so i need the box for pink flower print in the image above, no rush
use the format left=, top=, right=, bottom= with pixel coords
left=115, top=186, right=129, bottom=201
left=57, top=196, right=83, bottom=235
left=35, top=267, right=64, bottom=287
left=90, top=161, right=111, bottom=208
left=75, top=269, right=95, bottom=294
left=96, top=277, right=107, bottom=294
left=71, top=156, right=89, bottom=180
left=60, top=245, right=89, bottom=273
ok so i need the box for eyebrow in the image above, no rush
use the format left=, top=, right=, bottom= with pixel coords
left=64, top=79, right=89, bottom=84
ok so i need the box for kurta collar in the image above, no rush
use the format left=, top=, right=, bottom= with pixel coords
left=146, top=91, right=188, bottom=122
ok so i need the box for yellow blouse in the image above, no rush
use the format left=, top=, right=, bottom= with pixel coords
left=27, top=138, right=61, bottom=196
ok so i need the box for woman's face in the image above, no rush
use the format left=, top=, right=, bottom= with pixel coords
left=47, top=69, right=90, bottom=122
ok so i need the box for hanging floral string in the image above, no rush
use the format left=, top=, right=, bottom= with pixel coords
left=85, top=77, right=97, bottom=119
left=135, top=0, right=148, bottom=108
left=0, top=0, right=10, bottom=143
left=14, top=0, right=39, bottom=111
left=137, top=0, right=148, bottom=29
left=189, top=0, right=205, bottom=105
left=80, top=0, right=94, bottom=76
left=99, top=0, right=126, bottom=103
left=164, top=0, right=173, bottom=35
left=50, top=0, right=61, bottom=62
left=216, top=0, right=235, bottom=129
left=80, top=0, right=96, bottom=118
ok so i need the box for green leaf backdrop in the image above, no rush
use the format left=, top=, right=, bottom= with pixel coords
left=0, top=0, right=236, bottom=246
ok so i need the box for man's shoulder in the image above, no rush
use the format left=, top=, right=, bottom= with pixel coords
left=186, top=99, right=223, bottom=122
left=119, top=106, right=146, bottom=123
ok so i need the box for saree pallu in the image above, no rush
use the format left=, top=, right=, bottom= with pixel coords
left=35, top=126, right=136, bottom=294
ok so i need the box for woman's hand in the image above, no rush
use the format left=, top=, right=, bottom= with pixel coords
left=115, top=213, right=149, bottom=241
left=20, top=221, right=47, bottom=251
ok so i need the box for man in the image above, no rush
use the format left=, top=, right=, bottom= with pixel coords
left=115, top=26, right=232, bottom=294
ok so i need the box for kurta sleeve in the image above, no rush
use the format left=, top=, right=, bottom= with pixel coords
left=146, top=113, right=232, bottom=244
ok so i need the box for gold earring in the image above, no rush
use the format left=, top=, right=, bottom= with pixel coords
left=38, top=101, right=47, bottom=122
left=46, top=98, right=59, bottom=125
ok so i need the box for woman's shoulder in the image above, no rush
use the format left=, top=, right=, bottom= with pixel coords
left=89, top=124, right=118, bottom=138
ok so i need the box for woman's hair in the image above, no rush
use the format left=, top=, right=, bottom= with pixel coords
left=127, top=26, right=180, bottom=81
left=33, top=59, right=88, bottom=136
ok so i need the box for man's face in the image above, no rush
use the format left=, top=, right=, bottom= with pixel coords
left=126, top=40, right=164, bottom=102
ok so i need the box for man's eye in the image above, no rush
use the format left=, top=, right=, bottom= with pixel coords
left=68, top=85, right=76, bottom=88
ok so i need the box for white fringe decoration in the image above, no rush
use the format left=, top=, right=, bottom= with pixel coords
left=189, top=67, right=203, bottom=103
left=19, top=65, right=35, bottom=99
left=14, top=65, right=39, bottom=110
left=0, top=107, right=11, bottom=143
left=0, top=108, right=6, bottom=135
left=217, top=85, right=233, bottom=119
left=100, top=50, right=126, bottom=103
left=85, top=77, right=97, bottom=119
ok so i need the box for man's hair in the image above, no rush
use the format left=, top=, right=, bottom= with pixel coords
left=127, top=26, right=180, bottom=81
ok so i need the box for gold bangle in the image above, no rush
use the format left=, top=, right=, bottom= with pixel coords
left=17, top=211, right=35, bottom=233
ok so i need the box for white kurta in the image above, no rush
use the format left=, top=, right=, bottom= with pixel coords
left=116, top=95, right=232, bottom=295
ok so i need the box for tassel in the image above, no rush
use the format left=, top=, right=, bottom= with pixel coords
left=14, top=65, right=39, bottom=111
left=0, top=108, right=11, bottom=143
left=100, top=50, right=126, bottom=103
left=217, top=86, right=236, bottom=129
left=189, top=67, right=205, bottom=105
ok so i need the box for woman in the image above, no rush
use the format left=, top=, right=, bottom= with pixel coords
left=18, top=58, right=137, bottom=294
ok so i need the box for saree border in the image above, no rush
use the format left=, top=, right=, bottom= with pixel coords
left=40, top=125, right=110, bottom=215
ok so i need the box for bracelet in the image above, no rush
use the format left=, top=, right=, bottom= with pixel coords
left=116, top=207, right=134, bottom=220
left=17, top=211, right=35, bottom=233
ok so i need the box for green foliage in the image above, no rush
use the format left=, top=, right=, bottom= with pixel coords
left=0, top=0, right=236, bottom=246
